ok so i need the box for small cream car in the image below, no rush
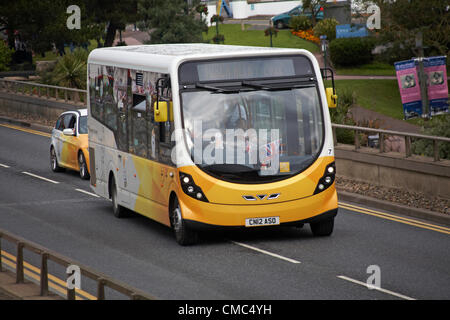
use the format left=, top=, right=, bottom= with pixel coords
left=50, top=109, right=90, bottom=179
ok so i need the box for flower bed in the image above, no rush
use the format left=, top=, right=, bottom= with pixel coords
left=291, top=29, right=320, bottom=45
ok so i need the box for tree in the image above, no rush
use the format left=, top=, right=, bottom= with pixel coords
left=0, top=0, right=100, bottom=56
left=302, top=0, right=327, bottom=26
left=138, top=0, right=207, bottom=44
left=0, top=41, right=13, bottom=71
left=357, top=0, right=450, bottom=63
left=86, top=0, right=138, bottom=48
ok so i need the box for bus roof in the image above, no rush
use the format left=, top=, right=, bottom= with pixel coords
left=88, top=43, right=309, bottom=73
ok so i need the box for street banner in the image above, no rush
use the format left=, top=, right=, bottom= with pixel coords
left=394, top=59, right=423, bottom=119
left=423, top=56, right=449, bottom=116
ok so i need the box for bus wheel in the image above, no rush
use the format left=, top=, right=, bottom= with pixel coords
left=78, top=152, right=90, bottom=180
left=310, top=217, right=334, bottom=236
left=171, top=197, right=198, bottom=246
left=111, top=178, right=129, bottom=218
left=50, top=146, right=64, bottom=172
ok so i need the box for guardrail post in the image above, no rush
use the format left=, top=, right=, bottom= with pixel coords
left=354, top=130, right=360, bottom=150
left=379, top=133, right=384, bottom=153
left=40, top=253, right=49, bottom=296
left=97, top=278, right=105, bottom=300
left=405, top=136, right=411, bottom=158
left=67, top=287, right=76, bottom=300
left=16, top=242, right=24, bottom=283
left=433, top=140, right=440, bottom=161
left=64, top=90, right=68, bottom=102
left=55, top=88, right=58, bottom=101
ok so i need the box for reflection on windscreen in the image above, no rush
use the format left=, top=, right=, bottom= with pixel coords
left=181, top=87, right=323, bottom=182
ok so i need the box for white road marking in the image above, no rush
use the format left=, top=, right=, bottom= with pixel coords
left=0, top=163, right=10, bottom=168
left=337, top=275, right=416, bottom=300
left=22, top=172, right=59, bottom=184
left=231, top=241, right=301, bottom=264
left=75, top=189, right=100, bottom=198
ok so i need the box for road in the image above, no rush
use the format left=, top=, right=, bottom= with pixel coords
left=0, top=123, right=449, bottom=300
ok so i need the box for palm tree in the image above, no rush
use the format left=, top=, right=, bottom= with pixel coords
left=51, top=48, right=88, bottom=90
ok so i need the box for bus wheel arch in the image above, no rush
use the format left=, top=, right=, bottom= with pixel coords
left=169, top=193, right=198, bottom=246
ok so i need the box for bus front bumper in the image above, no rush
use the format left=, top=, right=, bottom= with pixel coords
left=178, top=186, right=338, bottom=229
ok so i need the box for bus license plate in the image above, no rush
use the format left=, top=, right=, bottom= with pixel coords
left=245, top=216, right=280, bottom=227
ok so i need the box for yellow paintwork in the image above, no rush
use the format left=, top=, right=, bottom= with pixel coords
left=130, top=155, right=337, bottom=227
left=59, top=133, right=90, bottom=173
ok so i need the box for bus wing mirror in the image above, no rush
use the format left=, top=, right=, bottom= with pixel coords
left=326, top=87, right=337, bottom=108
left=154, top=101, right=169, bottom=122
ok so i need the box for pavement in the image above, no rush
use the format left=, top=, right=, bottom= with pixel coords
left=0, top=269, right=62, bottom=300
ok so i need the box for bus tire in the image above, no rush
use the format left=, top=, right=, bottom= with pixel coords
left=50, top=146, right=64, bottom=172
left=310, top=217, right=334, bottom=236
left=78, top=152, right=90, bottom=180
left=171, top=197, right=198, bottom=246
left=111, top=178, right=129, bottom=218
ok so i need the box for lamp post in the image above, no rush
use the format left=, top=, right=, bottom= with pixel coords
left=320, top=35, right=328, bottom=76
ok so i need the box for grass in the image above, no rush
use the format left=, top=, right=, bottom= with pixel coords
left=336, top=61, right=396, bottom=76
left=325, top=79, right=404, bottom=120
left=203, top=24, right=320, bottom=53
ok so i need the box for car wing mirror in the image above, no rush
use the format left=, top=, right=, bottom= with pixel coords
left=63, top=128, right=76, bottom=136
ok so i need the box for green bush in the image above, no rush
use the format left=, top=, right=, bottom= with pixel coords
left=411, top=114, right=450, bottom=160
left=329, top=87, right=356, bottom=144
left=329, top=37, right=376, bottom=67
left=313, top=18, right=339, bottom=41
left=289, top=16, right=312, bottom=31
left=0, top=41, right=13, bottom=72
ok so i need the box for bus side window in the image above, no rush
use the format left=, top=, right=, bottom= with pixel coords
left=128, top=93, right=148, bottom=158
left=147, top=93, right=158, bottom=160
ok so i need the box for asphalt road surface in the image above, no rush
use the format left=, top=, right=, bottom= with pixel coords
left=0, top=123, right=449, bottom=300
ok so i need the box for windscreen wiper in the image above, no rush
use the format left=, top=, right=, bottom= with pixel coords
left=195, top=83, right=240, bottom=94
left=241, top=80, right=315, bottom=91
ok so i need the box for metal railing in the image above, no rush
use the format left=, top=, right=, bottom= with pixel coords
left=332, top=123, right=450, bottom=162
left=0, top=229, right=156, bottom=300
left=0, top=78, right=86, bottom=105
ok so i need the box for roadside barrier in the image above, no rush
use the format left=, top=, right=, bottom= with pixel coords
left=0, top=79, right=86, bottom=105
left=0, top=228, right=156, bottom=300
left=332, top=123, right=450, bottom=162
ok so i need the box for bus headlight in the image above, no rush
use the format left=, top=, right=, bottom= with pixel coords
left=179, top=172, right=209, bottom=202
left=314, top=162, right=336, bottom=195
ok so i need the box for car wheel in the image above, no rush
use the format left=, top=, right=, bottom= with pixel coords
left=171, top=197, right=198, bottom=246
left=310, top=217, right=334, bottom=236
left=78, top=152, right=90, bottom=180
left=276, top=21, right=284, bottom=29
left=111, top=178, right=129, bottom=218
left=50, top=146, right=64, bottom=172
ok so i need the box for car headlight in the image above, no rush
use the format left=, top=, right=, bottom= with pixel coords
left=313, top=162, right=336, bottom=195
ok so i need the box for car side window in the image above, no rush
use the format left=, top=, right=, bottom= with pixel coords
left=63, top=113, right=77, bottom=132
left=55, top=115, right=64, bottom=131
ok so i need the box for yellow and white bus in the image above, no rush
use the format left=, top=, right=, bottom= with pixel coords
left=87, top=44, right=338, bottom=245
